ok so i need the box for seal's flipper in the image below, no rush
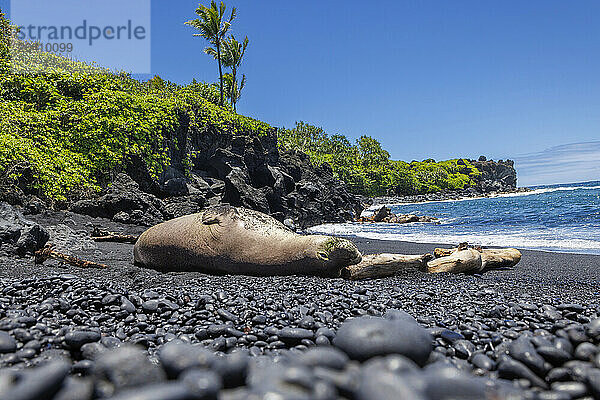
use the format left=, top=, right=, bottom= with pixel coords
left=201, top=205, right=238, bottom=225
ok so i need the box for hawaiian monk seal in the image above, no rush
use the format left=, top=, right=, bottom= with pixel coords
left=133, top=205, right=362, bottom=276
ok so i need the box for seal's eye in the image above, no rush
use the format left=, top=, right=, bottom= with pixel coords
left=317, top=251, right=329, bottom=260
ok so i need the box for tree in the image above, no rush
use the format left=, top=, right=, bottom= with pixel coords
left=223, top=72, right=246, bottom=111
left=217, top=35, right=248, bottom=110
left=185, top=1, right=236, bottom=107
left=355, top=135, right=390, bottom=169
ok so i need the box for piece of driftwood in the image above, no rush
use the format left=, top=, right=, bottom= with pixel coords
left=481, top=248, right=522, bottom=269
left=34, top=244, right=110, bottom=269
left=433, top=247, right=454, bottom=258
left=434, top=243, right=483, bottom=258
left=91, top=227, right=138, bottom=244
left=427, top=248, right=483, bottom=273
left=342, top=253, right=434, bottom=280
left=433, top=244, right=521, bottom=271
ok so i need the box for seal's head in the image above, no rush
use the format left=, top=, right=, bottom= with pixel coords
left=309, top=236, right=362, bottom=276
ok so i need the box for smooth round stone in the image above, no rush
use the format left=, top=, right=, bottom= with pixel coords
left=440, top=329, right=465, bottom=343
left=180, top=369, right=222, bottom=398
left=497, top=357, right=548, bottom=389
left=64, top=330, right=101, bottom=350
left=333, top=317, right=432, bottom=365
left=507, top=337, right=547, bottom=376
left=15, top=348, right=36, bottom=360
left=586, top=368, right=600, bottom=398
left=211, top=351, right=249, bottom=388
left=0, top=360, right=70, bottom=400
left=550, top=381, right=588, bottom=398
left=422, top=365, right=517, bottom=399
left=80, top=342, right=106, bottom=360
left=72, top=360, right=95, bottom=375
left=356, top=368, right=426, bottom=400
left=361, top=354, right=420, bottom=375
left=563, top=360, right=594, bottom=381
left=315, top=328, right=335, bottom=340
left=536, top=391, right=571, bottom=400
left=158, top=341, right=216, bottom=379
left=383, top=309, right=417, bottom=325
left=574, top=342, right=597, bottom=361
left=453, top=340, right=475, bottom=359
left=315, top=335, right=331, bottom=346
left=120, top=297, right=136, bottom=313
left=23, top=340, right=41, bottom=351
left=141, top=300, right=159, bottom=313
left=217, top=308, right=238, bottom=322
left=471, top=353, right=496, bottom=371
left=554, top=338, right=574, bottom=355
left=52, top=376, right=94, bottom=400
left=586, top=318, right=600, bottom=340
left=246, top=360, right=336, bottom=399
left=298, top=347, right=349, bottom=370
left=537, top=346, right=572, bottom=366
left=278, top=328, right=314, bottom=343
left=0, top=332, right=17, bottom=354
left=105, top=382, right=195, bottom=400
left=546, top=367, right=571, bottom=383
left=251, top=315, right=267, bottom=325
left=100, top=337, right=122, bottom=349
left=299, top=316, right=315, bottom=329
left=94, top=345, right=166, bottom=393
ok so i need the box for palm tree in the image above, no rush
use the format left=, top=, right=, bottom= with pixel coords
left=223, top=72, right=246, bottom=111
left=217, top=35, right=248, bottom=110
left=185, top=1, right=236, bottom=106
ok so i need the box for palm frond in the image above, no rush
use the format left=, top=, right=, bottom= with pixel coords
left=204, top=47, right=218, bottom=58
left=239, top=74, right=247, bottom=91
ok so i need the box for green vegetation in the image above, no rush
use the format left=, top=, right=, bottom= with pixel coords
left=279, top=122, right=481, bottom=196
left=0, top=9, right=269, bottom=202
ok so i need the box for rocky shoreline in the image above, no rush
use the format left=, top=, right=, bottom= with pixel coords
left=1, top=129, right=366, bottom=231
left=372, top=186, right=531, bottom=206
left=1, top=204, right=600, bottom=399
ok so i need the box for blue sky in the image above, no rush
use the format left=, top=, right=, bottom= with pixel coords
left=2, top=0, right=599, bottom=185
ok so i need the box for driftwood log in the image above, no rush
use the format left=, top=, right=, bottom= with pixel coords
left=342, top=253, right=434, bottom=280
left=427, top=248, right=483, bottom=273
left=91, top=227, right=139, bottom=244
left=34, top=244, right=110, bottom=269
left=480, top=248, right=522, bottom=269
left=432, top=244, right=522, bottom=271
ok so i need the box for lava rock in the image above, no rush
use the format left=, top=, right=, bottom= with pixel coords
left=333, top=316, right=432, bottom=365
left=94, top=345, right=166, bottom=397
left=0, top=331, right=17, bottom=354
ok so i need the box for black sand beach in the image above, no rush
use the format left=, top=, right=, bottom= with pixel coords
left=1, top=210, right=600, bottom=399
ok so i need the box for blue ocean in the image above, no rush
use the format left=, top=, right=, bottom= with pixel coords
left=309, top=181, right=600, bottom=255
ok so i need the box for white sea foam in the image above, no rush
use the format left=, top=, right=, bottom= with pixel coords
left=496, top=185, right=600, bottom=198
left=307, top=223, right=600, bottom=255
